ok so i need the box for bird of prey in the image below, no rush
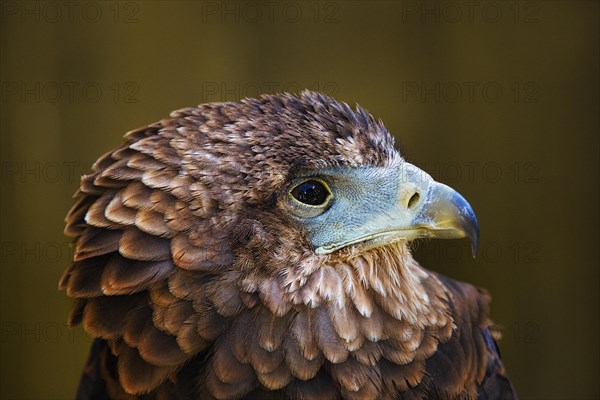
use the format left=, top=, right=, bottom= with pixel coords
left=60, top=91, right=517, bottom=399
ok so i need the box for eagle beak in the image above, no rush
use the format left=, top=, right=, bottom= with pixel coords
left=401, top=164, right=480, bottom=256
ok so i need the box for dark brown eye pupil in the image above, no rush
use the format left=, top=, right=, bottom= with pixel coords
left=291, top=180, right=328, bottom=206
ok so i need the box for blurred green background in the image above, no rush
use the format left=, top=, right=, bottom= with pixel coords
left=1, top=1, right=598, bottom=399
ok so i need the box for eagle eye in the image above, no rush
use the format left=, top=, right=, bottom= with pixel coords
left=290, top=180, right=331, bottom=206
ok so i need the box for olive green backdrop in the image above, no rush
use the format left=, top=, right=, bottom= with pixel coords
left=1, top=1, right=598, bottom=399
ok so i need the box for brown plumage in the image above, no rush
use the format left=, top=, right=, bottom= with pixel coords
left=61, top=91, right=516, bottom=399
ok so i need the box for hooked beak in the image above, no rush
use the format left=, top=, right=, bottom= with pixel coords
left=409, top=180, right=480, bottom=256
left=391, top=162, right=479, bottom=256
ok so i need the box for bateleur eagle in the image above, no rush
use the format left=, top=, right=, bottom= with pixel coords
left=60, top=91, right=517, bottom=399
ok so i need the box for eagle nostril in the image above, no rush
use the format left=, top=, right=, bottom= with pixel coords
left=407, top=192, right=420, bottom=210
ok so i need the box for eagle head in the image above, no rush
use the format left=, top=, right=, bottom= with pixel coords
left=61, top=91, right=484, bottom=399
